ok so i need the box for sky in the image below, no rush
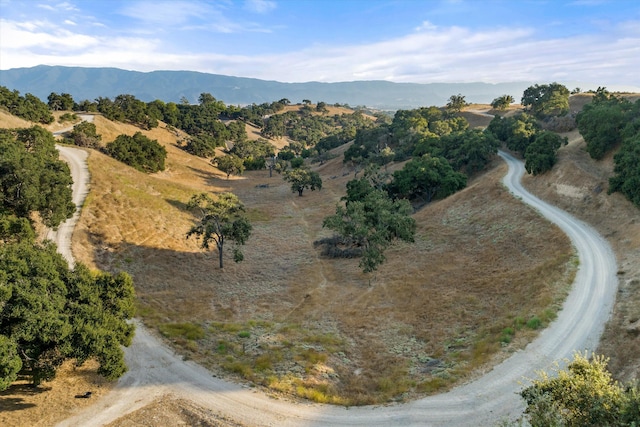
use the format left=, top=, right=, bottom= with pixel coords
left=1, top=0, right=639, bottom=88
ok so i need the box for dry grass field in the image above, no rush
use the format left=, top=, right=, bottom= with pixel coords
left=2, top=94, right=638, bottom=423
left=72, top=113, right=573, bottom=406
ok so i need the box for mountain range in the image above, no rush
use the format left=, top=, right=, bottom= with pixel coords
left=1, top=65, right=634, bottom=110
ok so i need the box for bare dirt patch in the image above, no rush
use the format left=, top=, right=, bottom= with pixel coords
left=104, top=395, right=245, bottom=427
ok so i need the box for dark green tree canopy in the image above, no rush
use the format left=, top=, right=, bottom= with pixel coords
left=0, top=226, right=135, bottom=389
left=524, top=131, right=568, bottom=175
left=521, top=83, right=570, bottom=118
left=609, top=132, right=640, bottom=207
left=0, top=126, right=75, bottom=228
left=445, top=93, right=469, bottom=115
left=283, top=168, right=322, bottom=196
left=576, top=96, right=633, bottom=159
left=387, top=154, right=467, bottom=203
left=213, top=154, right=245, bottom=179
left=105, top=132, right=167, bottom=173
left=0, top=86, right=53, bottom=124
left=47, top=92, right=75, bottom=111
left=65, top=121, right=102, bottom=148
left=323, top=177, right=416, bottom=273
left=490, top=94, right=514, bottom=111
left=186, top=192, right=252, bottom=268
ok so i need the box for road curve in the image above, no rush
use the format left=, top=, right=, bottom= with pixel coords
left=56, top=149, right=618, bottom=426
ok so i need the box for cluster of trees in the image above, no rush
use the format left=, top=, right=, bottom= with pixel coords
left=105, top=132, right=167, bottom=173
left=62, top=120, right=166, bottom=174
left=576, top=88, right=640, bottom=207
left=486, top=113, right=567, bottom=175
left=0, top=86, right=53, bottom=124
left=518, top=353, right=639, bottom=426
left=261, top=108, right=376, bottom=156
left=47, top=92, right=75, bottom=111
left=0, top=126, right=135, bottom=390
left=0, top=126, right=75, bottom=227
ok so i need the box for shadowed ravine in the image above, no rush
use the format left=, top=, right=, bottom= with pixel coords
left=56, top=147, right=618, bottom=426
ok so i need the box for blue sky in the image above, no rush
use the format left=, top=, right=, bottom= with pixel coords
left=1, top=0, right=639, bottom=88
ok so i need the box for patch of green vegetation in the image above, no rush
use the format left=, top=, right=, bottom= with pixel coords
left=302, top=333, right=344, bottom=352
left=246, top=208, right=270, bottom=222
left=526, top=316, right=542, bottom=330
left=237, top=330, right=251, bottom=338
left=417, top=377, right=448, bottom=394
left=58, top=112, right=78, bottom=123
left=500, top=327, right=515, bottom=344
left=159, top=322, right=205, bottom=340
left=223, top=360, right=254, bottom=379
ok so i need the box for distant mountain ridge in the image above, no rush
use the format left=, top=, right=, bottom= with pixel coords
left=0, top=65, right=620, bottom=110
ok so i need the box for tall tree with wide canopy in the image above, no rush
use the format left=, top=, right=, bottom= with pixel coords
left=0, top=239, right=136, bottom=389
left=186, top=193, right=252, bottom=268
left=323, top=178, right=415, bottom=273
left=521, top=83, right=570, bottom=118
left=283, top=168, right=322, bottom=196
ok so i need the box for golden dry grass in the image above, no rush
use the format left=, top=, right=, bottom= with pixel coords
left=0, top=361, right=113, bottom=427
left=0, top=107, right=587, bottom=417
left=64, top=115, right=576, bottom=405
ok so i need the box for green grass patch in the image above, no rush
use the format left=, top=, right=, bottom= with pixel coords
left=417, top=377, right=448, bottom=394
left=246, top=208, right=270, bottom=222
left=302, top=333, right=344, bottom=352
left=223, top=360, right=254, bottom=379
left=500, top=327, right=515, bottom=344
left=159, top=322, right=205, bottom=340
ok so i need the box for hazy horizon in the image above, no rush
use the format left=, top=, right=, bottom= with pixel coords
left=1, top=0, right=639, bottom=89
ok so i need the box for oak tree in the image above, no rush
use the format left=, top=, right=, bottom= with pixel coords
left=186, top=193, right=252, bottom=268
left=283, top=168, right=322, bottom=196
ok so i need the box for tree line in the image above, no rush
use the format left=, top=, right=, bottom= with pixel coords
left=576, top=88, right=640, bottom=208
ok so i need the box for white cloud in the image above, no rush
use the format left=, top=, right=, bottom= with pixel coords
left=1, top=11, right=638, bottom=88
left=64, top=19, right=76, bottom=26
left=244, top=0, right=276, bottom=14
left=0, top=19, right=97, bottom=50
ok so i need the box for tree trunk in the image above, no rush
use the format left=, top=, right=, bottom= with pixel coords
left=298, top=188, right=303, bottom=197
left=218, top=244, right=224, bottom=268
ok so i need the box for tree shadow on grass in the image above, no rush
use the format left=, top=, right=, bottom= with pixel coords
left=0, top=383, right=50, bottom=412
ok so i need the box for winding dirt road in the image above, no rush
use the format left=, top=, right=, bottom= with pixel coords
left=54, top=146, right=618, bottom=426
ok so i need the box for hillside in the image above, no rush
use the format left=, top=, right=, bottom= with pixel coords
left=1, top=99, right=638, bottom=424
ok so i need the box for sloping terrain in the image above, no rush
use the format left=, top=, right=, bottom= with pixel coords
left=69, top=113, right=574, bottom=405
left=1, top=99, right=637, bottom=424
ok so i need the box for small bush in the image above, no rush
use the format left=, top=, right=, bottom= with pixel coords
left=526, top=316, right=542, bottom=330
left=500, top=327, right=515, bottom=344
